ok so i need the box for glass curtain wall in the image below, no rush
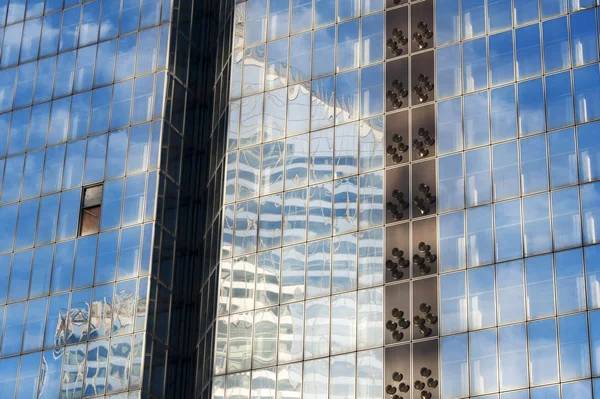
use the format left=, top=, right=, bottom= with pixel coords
left=214, top=0, right=387, bottom=397
left=0, top=0, right=170, bottom=397
left=436, top=0, right=600, bottom=398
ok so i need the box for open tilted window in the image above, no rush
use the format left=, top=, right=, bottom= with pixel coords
left=80, top=185, right=103, bottom=236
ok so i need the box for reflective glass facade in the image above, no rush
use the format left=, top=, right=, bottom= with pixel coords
left=0, top=0, right=225, bottom=397
left=214, top=0, right=600, bottom=398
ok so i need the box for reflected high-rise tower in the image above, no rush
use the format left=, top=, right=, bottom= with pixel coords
left=212, top=0, right=600, bottom=398
left=0, top=0, right=229, bottom=397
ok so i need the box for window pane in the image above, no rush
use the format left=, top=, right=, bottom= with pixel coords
left=489, top=31, right=514, bottom=86
left=578, top=121, right=600, bottom=183
left=436, top=45, right=461, bottom=99
left=437, top=98, right=462, bottom=154
left=574, top=64, right=600, bottom=124
left=469, top=329, right=498, bottom=395
left=441, top=334, right=468, bottom=399
left=499, top=324, right=529, bottom=390
left=559, top=313, right=591, bottom=380
left=440, top=271, right=467, bottom=335
left=582, top=182, right=600, bottom=245
left=491, top=85, right=517, bottom=142
left=516, top=24, right=541, bottom=79
left=468, top=265, right=496, bottom=329
left=462, top=38, right=487, bottom=93
left=528, top=318, right=559, bottom=386
left=570, top=9, right=598, bottom=67
left=526, top=254, right=555, bottom=319
left=462, top=0, right=485, bottom=39
left=438, top=154, right=464, bottom=212
left=523, top=193, right=552, bottom=256
left=551, top=187, right=582, bottom=250
left=555, top=248, right=586, bottom=314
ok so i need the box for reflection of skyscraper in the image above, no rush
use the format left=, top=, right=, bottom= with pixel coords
left=213, top=0, right=600, bottom=398
left=0, top=0, right=229, bottom=397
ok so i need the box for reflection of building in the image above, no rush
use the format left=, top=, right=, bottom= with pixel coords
left=213, top=0, right=600, bottom=399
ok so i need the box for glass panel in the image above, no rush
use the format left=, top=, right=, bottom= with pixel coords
left=304, top=297, right=330, bottom=359
left=278, top=302, right=304, bottom=364
left=555, top=248, right=586, bottom=314
left=337, top=19, right=359, bottom=72
left=309, top=129, right=334, bottom=184
left=313, top=26, right=335, bottom=78
left=523, top=193, right=552, bottom=256
left=256, top=249, right=280, bottom=309
left=496, top=260, right=525, bottom=324
left=518, top=79, right=545, bottom=136
left=440, top=271, right=467, bottom=335
left=357, top=287, right=383, bottom=349
left=263, top=88, right=287, bottom=141
left=441, top=334, right=468, bottom=399
left=464, top=91, right=489, bottom=149
left=334, top=123, right=359, bottom=178
left=514, top=0, right=539, bottom=25
left=281, top=244, right=306, bottom=303
left=303, top=358, right=329, bottom=399
left=515, top=24, right=541, bottom=80
left=276, top=363, right=302, bottom=398
left=227, top=312, right=253, bottom=373
left=546, top=71, right=574, bottom=131
left=489, top=31, right=514, bottom=86
left=332, top=233, right=357, bottom=293
left=468, top=265, right=496, bottom=330
left=590, top=310, right=600, bottom=375
left=559, top=313, right=591, bottom=380
left=491, top=85, right=517, bottom=142
left=311, top=76, right=335, bottom=131
left=436, top=45, right=461, bottom=99
left=285, top=134, right=309, bottom=189
left=549, top=128, right=577, bottom=188
left=330, top=292, right=356, bottom=354
left=467, top=205, right=494, bottom=267
left=586, top=245, right=600, bottom=309
left=462, top=38, right=487, bottom=93
left=243, top=44, right=266, bottom=96
left=361, top=13, right=383, bottom=66
left=439, top=211, right=466, bottom=272
left=258, top=195, right=283, bottom=251
left=529, top=318, right=559, bottom=386
left=437, top=98, right=462, bottom=154
left=330, top=353, right=355, bottom=399
left=574, top=64, right=600, bottom=124
left=462, top=0, right=485, bottom=39
left=289, top=33, right=312, bottom=83
left=582, top=182, right=600, bottom=245
left=438, top=154, right=464, bottom=212
left=356, top=349, right=383, bottom=399
left=499, top=324, right=529, bottom=390
left=542, top=0, right=567, bottom=17
left=494, top=200, right=523, bottom=262
left=520, top=134, right=548, bottom=194
left=436, top=0, right=459, bottom=45
left=253, top=307, right=278, bottom=369
left=578, top=121, right=600, bottom=183
left=358, top=228, right=384, bottom=288
left=551, top=187, right=582, bottom=250
left=570, top=9, right=598, bottom=67
left=268, top=0, right=289, bottom=40
left=469, top=329, right=498, bottom=396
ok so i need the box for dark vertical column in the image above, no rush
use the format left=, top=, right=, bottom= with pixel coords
left=383, top=1, right=439, bottom=398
